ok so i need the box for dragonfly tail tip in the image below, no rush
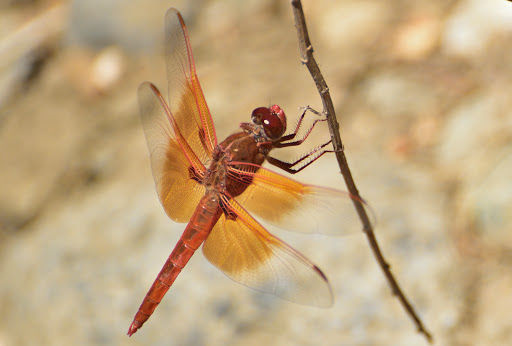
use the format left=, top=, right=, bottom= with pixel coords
left=127, top=321, right=140, bottom=337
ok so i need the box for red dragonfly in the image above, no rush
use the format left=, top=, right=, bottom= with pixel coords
left=128, top=8, right=368, bottom=336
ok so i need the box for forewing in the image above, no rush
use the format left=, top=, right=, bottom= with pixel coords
left=164, top=8, right=217, bottom=162
left=138, top=82, right=206, bottom=223
left=230, top=163, right=373, bottom=235
left=202, top=196, right=333, bottom=307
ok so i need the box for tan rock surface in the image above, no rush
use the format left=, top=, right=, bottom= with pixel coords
left=1, top=1, right=511, bottom=345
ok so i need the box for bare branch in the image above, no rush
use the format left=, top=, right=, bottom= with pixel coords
left=289, top=0, right=433, bottom=343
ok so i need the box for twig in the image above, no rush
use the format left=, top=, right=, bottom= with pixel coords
left=289, top=0, right=433, bottom=343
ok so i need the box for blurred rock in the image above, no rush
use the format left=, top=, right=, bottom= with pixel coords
left=437, top=89, right=509, bottom=178
left=316, top=0, right=390, bottom=51
left=443, top=0, right=512, bottom=58
left=0, top=3, right=66, bottom=107
left=363, top=70, right=439, bottom=119
left=90, top=46, right=125, bottom=93
left=392, top=15, right=440, bottom=61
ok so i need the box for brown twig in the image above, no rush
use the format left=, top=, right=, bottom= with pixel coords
left=289, top=0, right=433, bottom=343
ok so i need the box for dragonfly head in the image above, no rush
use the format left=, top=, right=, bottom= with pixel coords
left=251, top=105, right=287, bottom=140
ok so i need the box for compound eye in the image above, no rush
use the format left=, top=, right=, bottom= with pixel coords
left=251, top=107, right=270, bottom=125
left=251, top=105, right=287, bottom=140
left=263, top=105, right=286, bottom=140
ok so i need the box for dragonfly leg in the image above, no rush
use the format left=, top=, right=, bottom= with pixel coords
left=275, top=106, right=326, bottom=147
left=267, top=140, right=338, bottom=174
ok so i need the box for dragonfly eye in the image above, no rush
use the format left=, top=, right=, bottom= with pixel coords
left=251, top=105, right=286, bottom=140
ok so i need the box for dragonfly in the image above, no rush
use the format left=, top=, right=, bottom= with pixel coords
left=128, top=8, right=369, bottom=336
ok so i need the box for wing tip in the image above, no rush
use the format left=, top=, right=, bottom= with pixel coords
left=312, top=264, right=334, bottom=308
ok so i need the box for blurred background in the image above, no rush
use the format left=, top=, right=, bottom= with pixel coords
left=1, top=0, right=512, bottom=345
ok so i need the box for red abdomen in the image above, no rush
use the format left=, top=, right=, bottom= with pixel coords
left=127, top=194, right=222, bottom=336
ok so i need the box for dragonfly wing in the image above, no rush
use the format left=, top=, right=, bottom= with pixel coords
left=230, top=163, right=373, bottom=235
left=202, top=196, right=333, bottom=307
left=164, top=8, right=217, bottom=162
left=138, top=82, right=206, bottom=223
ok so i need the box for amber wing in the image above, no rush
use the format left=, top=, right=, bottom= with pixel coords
left=230, top=162, right=373, bottom=235
left=202, top=195, right=334, bottom=307
left=164, top=8, right=217, bottom=163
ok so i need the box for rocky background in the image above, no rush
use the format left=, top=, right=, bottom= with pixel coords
left=1, top=0, right=512, bottom=345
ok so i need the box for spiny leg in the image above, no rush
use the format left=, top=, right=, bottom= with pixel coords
left=267, top=140, right=340, bottom=174
left=276, top=106, right=327, bottom=146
